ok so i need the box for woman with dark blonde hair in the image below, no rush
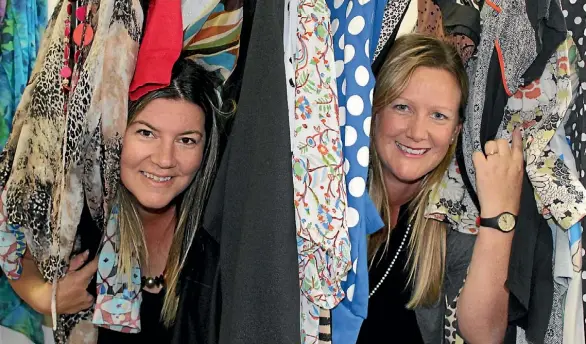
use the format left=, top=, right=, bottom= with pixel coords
left=358, top=33, right=523, bottom=343
left=7, top=58, right=224, bottom=343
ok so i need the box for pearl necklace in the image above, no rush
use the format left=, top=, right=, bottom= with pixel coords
left=369, top=223, right=412, bottom=298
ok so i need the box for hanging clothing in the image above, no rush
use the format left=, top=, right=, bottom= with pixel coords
left=0, top=0, right=5, bottom=25
left=197, top=0, right=300, bottom=342
left=128, top=0, right=183, bottom=101
left=326, top=0, right=385, bottom=342
left=0, top=0, right=47, bottom=149
left=372, top=0, right=411, bottom=63
left=549, top=124, right=585, bottom=344
left=0, top=1, right=47, bottom=341
left=559, top=0, right=586, bottom=331
left=290, top=0, right=350, bottom=341
left=182, top=0, right=243, bottom=82
left=171, top=227, right=221, bottom=344
left=130, top=0, right=243, bottom=101
left=0, top=0, right=144, bottom=342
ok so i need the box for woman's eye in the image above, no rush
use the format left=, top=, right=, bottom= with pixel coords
left=137, top=129, right=154, bottom=137
left=432, top=112, right=447, bottom=120
left=394, top=104, right=409, bottom=112
left=179, top=137, right=197, bottom=145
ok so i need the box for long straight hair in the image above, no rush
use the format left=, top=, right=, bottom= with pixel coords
left=368, top=34, right=468, bottom=308
left=117, top=59, right=223, bottom=326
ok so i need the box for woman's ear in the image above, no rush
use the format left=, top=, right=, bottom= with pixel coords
left=451, top=124, right=462, bottom=144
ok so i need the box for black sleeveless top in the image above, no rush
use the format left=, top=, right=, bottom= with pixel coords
left=357, top=205, right=424, bottom=343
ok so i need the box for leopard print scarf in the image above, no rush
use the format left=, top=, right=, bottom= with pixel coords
left=0, top=0, right=143, bottom=342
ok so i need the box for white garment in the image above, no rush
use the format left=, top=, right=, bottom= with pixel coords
left=396, top=0, right=417, bottom=38
left=550, top=121, right=586, bottom=344
left=283, top=0, right=298, bottom=149
left=181, top=0, right=218, bottom=30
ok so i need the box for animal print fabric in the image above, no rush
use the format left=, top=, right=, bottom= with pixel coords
left=0, top=0, right=143, bottom=342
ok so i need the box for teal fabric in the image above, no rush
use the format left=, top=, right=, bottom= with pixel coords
left=0, top=273, right=45, bottom=344
left=0, top=0, right=47, bottom=148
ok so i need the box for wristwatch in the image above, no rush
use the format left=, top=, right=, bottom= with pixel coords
left=479, top=212, right=517, bottom=233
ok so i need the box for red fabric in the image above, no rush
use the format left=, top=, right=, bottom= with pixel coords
left=129, top=0, right=183, bottom=101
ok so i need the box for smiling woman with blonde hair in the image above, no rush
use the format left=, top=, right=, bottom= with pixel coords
left=358, top=33, right=524, bottom=344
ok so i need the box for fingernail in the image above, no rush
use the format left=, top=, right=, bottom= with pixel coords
left=83, top=250, right=89, bottom=258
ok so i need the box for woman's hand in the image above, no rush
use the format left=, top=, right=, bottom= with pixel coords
left=472, top=128, right=524, bottom=218
left=458, top=128, right=524, bottom=344
left=36, top=250, right=98, bottom=315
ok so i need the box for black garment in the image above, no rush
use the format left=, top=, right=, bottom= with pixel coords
left=97, top=290, right=170, bottom=343
left=435, top=0, right=481, bottom=46
left=357, top=206, right=424, bottom=344
left=171, top=228, right=221, bottom=344
left=504, top=173, right=554, bottom=344
left=193, top=0, right=300, bottom=342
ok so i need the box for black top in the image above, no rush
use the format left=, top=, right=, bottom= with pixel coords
left=357, top=205, right=424, bottom=344
left=97, top=289, right=171, bottom=343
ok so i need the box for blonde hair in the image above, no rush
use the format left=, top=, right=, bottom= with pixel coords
left=117, top=59, right=223, bottom=326
left=368, top=33, right=468, bottom=308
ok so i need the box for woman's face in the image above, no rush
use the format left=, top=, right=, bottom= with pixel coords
left=120, top=98, right=206, bottom=213
left=375, top=66, right=461, bottom=185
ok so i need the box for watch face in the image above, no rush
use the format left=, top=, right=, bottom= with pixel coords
left=498, top=213, right=516, bottom=232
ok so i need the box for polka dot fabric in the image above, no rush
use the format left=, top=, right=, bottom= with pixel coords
left=326, top=0, right=385, bottom=343
left=560, top=0, right=586, bottom=332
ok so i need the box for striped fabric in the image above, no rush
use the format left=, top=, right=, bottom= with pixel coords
left=319, top=308, right=332, bottom=344
left=182, top=0, right=243, bottom=82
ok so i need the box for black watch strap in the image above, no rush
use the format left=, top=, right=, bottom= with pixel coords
left=479, top=212, right=517, bottom=233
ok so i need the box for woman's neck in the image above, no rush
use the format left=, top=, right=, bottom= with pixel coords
left=383, top=174, right=421, bottom=228
left=383, top=172, right=422, bottom=207
left=139, top=204, right=177, bottom=239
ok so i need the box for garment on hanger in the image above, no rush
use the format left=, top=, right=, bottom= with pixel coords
left=372, top=0, right=411, bottom=62
left=200, top=0, right=300, bottom=341
left=283, top=0, right=296, bottom=147
left=370, top=0, right=387, bottom=59
left=559, top=0, right=586, bottom=330
left=326, top=0, right=385, bottom=342
left=545, top=127, right=572, bottom=344
left=182, top=0, right=243, bottom=82
left=0, top=0, right=47, bottom=149
left=0, top=0, right=5, bottom=25
left=549, top=124, right=586, bottom=344
left=0, top=0, right=143, bottom=342
left=128, top=0, right=182, bottom=100
left=291, top=1, right=350, bottom=342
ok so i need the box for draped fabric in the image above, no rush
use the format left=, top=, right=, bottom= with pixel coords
left=0, top=0, right=47, bottom=148
left=0, top=0, right=143, bottom=341
left=326, top=0, right=385, bottom=342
